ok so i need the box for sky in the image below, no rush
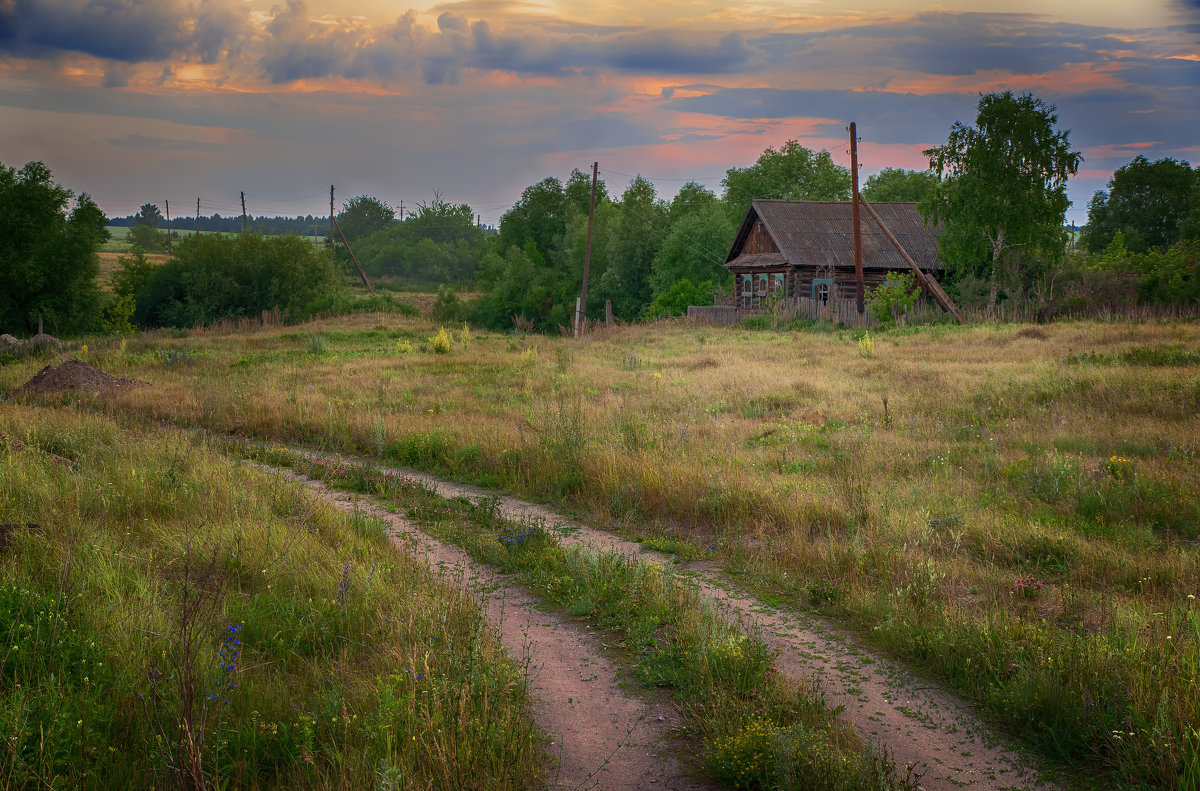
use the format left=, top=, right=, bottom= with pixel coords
left=1, top=0, right=1198, bottom=227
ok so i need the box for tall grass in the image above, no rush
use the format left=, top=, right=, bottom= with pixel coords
left=264, top=448, right=916, bottom=791
left=10, top=312, right=1199, bottom=787
left=0, top=405, right=543, bottom=789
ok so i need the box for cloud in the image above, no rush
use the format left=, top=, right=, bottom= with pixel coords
left=0, top=0, right=245, bottom=63
left=253, top=3, right=765, bottom=86
left=1111, top=56, right=1200, bottom=87
left=749, top=14, right=1136, bottom=81
left=666, top=87, right=975, bottom=144
left=108, top=133, right=234, bottom=152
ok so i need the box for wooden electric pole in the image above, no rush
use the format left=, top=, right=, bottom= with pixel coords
left=329, top=185, right=335, bottom=243
left=850, top=122, right=864, bottom=322
left=577, top=161, right=599, bottom=338
left=332, top=216, right=374, bottom=294
left=195, top=198, right=200, bottom=237
left=165, top=199, right=172, bottom=254
left=241, top=191, right=247, bottom=235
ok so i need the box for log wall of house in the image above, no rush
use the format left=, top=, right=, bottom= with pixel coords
left=788, top=267, right=896, bottom=302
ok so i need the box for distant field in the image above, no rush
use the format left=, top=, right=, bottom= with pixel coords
left=101, top=225, right=326, bottom=255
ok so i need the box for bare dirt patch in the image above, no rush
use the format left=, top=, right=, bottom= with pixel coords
left=277, top=446, right=1053, bottom=791
left=263, top=466, right=717, bottom=791
left=19, top=361, right=149, bottom=395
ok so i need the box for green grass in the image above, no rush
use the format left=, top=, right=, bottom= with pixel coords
left=8, top=314, right=1200, bottom=788
left=0, top=405, right=543, bottom=789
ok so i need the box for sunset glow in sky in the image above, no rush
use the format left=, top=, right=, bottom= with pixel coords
left=2, top=0, right=1197, bottom=225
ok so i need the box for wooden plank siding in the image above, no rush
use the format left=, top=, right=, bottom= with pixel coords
left=743, top=219, right=779, bottom=255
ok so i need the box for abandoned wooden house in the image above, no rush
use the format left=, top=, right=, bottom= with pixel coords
left=723, top=199, right=943, bottom=311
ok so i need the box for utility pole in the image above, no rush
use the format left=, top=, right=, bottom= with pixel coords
left=399, top=200, right=404, bottom=222
left=241, top=191, right=247, bottom=235
left=195, top=198, right=200, bottom=237
left=165, top=199, right=172, bottom=254
left=849, top=122, right=864, bottom=322
left=329, top=185, right=335, bottom=243
left=577, top=161, right=599, bottom=338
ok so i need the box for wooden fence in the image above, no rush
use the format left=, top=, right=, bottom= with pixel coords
left=688, top=298, right=877, bottom=327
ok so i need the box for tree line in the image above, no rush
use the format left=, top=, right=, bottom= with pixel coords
left=2, top=89, right=1197, bottom=337
left=112, top=204, right=328, bottom=238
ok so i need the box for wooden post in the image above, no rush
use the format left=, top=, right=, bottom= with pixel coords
left=605, top=300, right=613, bottom=327
left=850, top=122, right=864, bottom=323
left=165, top=199, right=172, bottom=254
left=332, top=216, right=374, bottom=294
left=856, top=195, right=965, bottom=323
left=574, top=297, right=583, bottom=338
left=578, top=161, right=598, bottom=338
left=241, top=191, right=247, bottom=235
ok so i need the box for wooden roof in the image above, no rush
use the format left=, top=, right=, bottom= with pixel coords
left=725, top=200, right=943, bottom=271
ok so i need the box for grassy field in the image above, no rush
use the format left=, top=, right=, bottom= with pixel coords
left=4, top=314, right=1199, bottom=788
left=0, top=405, right=544, bottom=789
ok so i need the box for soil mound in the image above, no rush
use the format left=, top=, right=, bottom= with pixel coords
left=20, top=361, right=148, bottom=394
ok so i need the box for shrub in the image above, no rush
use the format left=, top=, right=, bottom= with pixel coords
left=645, top=279, right=717, bottom=319
left=429, top=327, right=453, bottom=354
left=857, top=331, right=875, bottom=358
left=866, top=272, right=921, bottom=326
left=431, top=286, right=461, bottom=322
left=101, top=293, right=137, bottom=336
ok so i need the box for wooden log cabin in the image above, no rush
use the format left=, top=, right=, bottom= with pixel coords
left=724, top=200, right=944, bottom=310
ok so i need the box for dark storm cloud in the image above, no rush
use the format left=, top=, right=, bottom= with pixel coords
left=253, top=2, right=764, bottom=86
left=0, top=0, right=246, bottom=63
left=0, top=0, right=183, bottom=60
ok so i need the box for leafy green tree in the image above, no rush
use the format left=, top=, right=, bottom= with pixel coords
left=650, top=202, right=735, bottom=296
left=596, top=176, right=668, bottom=320
left=337, top=195, right=395, bottom=243
left=921, top=91, right=1082, bottom=314
left=723, top=140, right=850, bottom=220
left=498, top=177, right=570, bottom=264
left=564, top=168, right=607, bottom=217
left=0, top=161, right=108, bottom=335
left=862, top=169, right=939, bottom=203
left=353, top=198, right=484, bottom=283
left=129, top=223, right=167, bottom=252
left=471, top=241, right=572, bottom=330
left=1081, top=156, right=1198, bottom=253
left=669, top=181, right=720, bottom=219
left=134, top=202, right=164, bottom=228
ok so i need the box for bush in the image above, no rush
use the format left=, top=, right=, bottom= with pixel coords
left=431, top=285, right=461, bottom=322
left=645, top=279, right=716, bottom=319
left=128, top=224, right=166, bottom=252
left=133, top=234, right=346, bottom=328
left=429, top=327, right=453, bottom=354
left=866, top=272, right=921, bottom=326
